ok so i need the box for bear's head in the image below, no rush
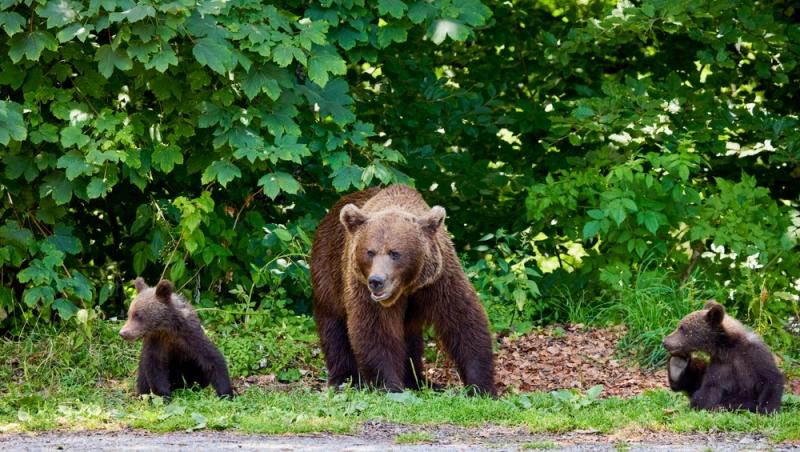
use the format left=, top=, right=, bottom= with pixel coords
left=339, top=203, right=445, bottom=307
left=119, top=278, right=180, bottom=341
left=662, top=299, right=744, bottom=355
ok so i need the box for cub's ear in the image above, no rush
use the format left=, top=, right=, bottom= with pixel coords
left=705, top=302, right=725, bottom=326
left=418, top=206, right=446, bottom=236
left=134, top=277, right=148, bottom=294
left=340, top=204, right=368, bottom=234
left=703, top=299, right=720, bottom=310
left=155, top=280, right=174, bottom=303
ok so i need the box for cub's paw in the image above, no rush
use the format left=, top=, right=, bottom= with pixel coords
left=668, top=355, right=689, bottom=380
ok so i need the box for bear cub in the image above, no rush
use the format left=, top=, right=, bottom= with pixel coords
left=662, top=300, right=783, bottom=413
left=119, top=278, right=233, bottom=398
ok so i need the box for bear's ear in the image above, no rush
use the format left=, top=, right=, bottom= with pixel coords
left=134, top=277, right=148, bottom=294
left=340, top=204, right=368, bottom=234
left=418, top=206, right=446, bottom=236
left=703, top=299, right=720, bottom=310
left=155, top=280, right=174, bottom=303
left=705, top=302, right=725, bottom=326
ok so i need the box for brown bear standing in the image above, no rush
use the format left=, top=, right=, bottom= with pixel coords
left=119, top=278, right=233, bottom=398
left=311, top=184, right=496, bottom=395
left=662, top=300, right=783, bottom=413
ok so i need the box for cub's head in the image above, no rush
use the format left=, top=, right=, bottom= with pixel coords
left=119, top=278, right=178, bottom=341
left=339, top=203, right=445, bottom=308
left=662, top=300, right=732, bottom=355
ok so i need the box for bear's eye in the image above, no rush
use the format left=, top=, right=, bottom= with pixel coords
left=679, top=325, right=686, bottom=333
left=389, top=250, right=401, bottom=260
left=366, top=250, right=376, bottom=259
left=133, top=312, right=141, bottom=321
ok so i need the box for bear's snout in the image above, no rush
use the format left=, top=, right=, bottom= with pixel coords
left=368, top=275, right=385, bottom=291
left=119, top=327, right=136, bottom=341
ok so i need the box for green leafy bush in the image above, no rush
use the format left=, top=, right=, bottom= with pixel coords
left=1, top=0, right=798, bottom=362
left=0, top=0, right=492, bottom=330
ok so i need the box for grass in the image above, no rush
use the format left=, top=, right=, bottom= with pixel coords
left=395, top=431, right=436, bottom=444
left=521, top=440, right=559, bottom=449
left=1, top=316, right=799, bottom=442
left=1, top=385, right=799, bottom=441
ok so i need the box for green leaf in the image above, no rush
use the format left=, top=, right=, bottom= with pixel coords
left=0, top=221, right=34, bottom=249
left=587, top=209, right=605, bottom=220
left=152, top=145, right=184, bottom=173
left=52, top=298, right=78, bottom=320
left=308, top=46, right=347, bottom=88
left=201, top=160, right=241, bottom=187
left=56, top=22, right=92, bottom=43
left=86, top=177, right=108, bottom=199
left=305, top=79, right=356, bottom=126
left=193, top=37, right=234, bottom=75
left=407, top=1, right=434, bottom=24
left=642, top=211, right=659, bottom=234
left=609, top=205, right=626, bottom=225
left=241, top=66, right=283, bottom=101
left=8, top=31, right=57, bottom=63
left=47, top=226, right=81, bottom=254
left=258, top=171, right=302, bottom=199
left=331, top=165, right=363, bottom=192
left=40, top=173, right=75, bottom=205
left=56, top=151, right=92, bottom=180
left=59, top=127, right=91, bottom=149
left=376, top=23, right=408, bottom=48
left=95, top=45, right=133, bottom=78
left=170, top=259, right=186, bottom=282
left=272, top=228, right=292, bottom=242
left=272, top=42, right=305, bottom=67
left=37, top=0, right=80, bottom=28
left=145, top=46, right=178, bottom=72
left=429, top=19, right=469, bottom=45
left=582, top=220, right=601, bottom=240
left=23, top=286, right=55, bottom=308
left=386, top=391, right=421, bottom=404
left=0, top=100, right=26, bottom=145
left=573, top=105, right=595, bottom=120
left=678, top=164, right=690, bottom=181
left=109, top=4, right=156, bottom=23
left=585, top=385, right=604, bottom=399
left=378, top=0, right=407, bottom=18
left=0, top=11, right=26, bottom=36
left=30, top=123, right=59, bottom=144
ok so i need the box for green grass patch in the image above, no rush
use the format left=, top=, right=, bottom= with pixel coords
left=521, top=440, right=559, bottom=449
left=1, top=385, right=799, bottom=441
left=395, top=431, right=436, bottom=444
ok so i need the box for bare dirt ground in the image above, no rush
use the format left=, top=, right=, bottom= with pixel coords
left=428, top=324, right=669, bottom=397
left=1, top=423, right=796, bottom=451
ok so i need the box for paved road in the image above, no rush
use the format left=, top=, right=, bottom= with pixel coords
left=0, top=425, right=796, bottom=451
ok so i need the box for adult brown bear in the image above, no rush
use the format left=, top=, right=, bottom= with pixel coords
left=662, top=300, right=783, bottom=413
left=311, top=184, right=495, bottom=395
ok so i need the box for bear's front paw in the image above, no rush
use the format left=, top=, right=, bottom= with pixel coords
left=668, top=355, right=689, bottom=380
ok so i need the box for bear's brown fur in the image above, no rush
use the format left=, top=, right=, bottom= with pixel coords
left=311, top=184, right=495, bottom=395
left=662, top=300, right=783, bottom=413
left=119, top=278, right=233, bottom=398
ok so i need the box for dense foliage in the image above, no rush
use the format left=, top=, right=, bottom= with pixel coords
left=1, top=0, right=798, bottom=352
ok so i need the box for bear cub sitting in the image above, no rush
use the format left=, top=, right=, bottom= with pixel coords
left=662, top=300, right=783, bottom=413
left=119, top=278, right=233, bottom=398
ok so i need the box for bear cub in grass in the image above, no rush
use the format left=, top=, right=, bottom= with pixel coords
left=311, top=184, right=496, bottom=395
left=119, top=278, right=233, bottom=398
left=662, top=300, right=783, bottom=413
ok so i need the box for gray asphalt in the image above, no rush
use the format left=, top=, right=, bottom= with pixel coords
left=0, top=430, right=796, bottom=451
